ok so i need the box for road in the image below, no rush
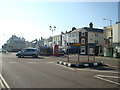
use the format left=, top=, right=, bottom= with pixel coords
left=0, top=52, right=120, bottom=88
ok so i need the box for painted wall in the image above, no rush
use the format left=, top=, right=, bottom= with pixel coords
left=113, top=23, right=120, bottom=43
left=88, top=32, right=104, bottom=45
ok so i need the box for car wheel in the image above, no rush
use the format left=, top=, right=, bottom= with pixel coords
left=21, top=55, right=24, bottom=58
left=18, top=55, right=21, bottom=58
left=33, top=55, right=38, bottom=58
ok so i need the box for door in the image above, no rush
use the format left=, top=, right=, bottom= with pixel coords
left=81, top=46, right=86, bottom=54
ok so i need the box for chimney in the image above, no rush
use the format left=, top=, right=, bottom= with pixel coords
left=89, top=22, right=93, bottom=30
left=72, top=27, right=76, bottom=31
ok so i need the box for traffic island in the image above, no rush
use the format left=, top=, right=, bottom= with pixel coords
left=57, top=60, right=104, bottom=68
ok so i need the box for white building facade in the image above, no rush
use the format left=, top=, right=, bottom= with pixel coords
left=61, top=23, right=104, bottom=55
left=4, top=35, right=26, bottom=52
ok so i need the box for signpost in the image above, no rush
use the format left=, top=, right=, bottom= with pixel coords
left=67, top=43, right=81, bottom=62
left=71, top=43, right=81, bottom=61
left=73, top=43, right=81, bottom=46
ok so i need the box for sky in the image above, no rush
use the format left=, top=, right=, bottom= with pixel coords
left=0, top=0, right=119, bottom=47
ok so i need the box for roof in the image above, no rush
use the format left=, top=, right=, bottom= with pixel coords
left=70, top=27, right=103, bottom=33
left=70, top=28, right=81, bottom=33
left=83, top=27, right=103, bottom=33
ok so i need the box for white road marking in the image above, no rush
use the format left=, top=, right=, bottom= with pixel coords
left=94, top=75, right=120, bottom=85
left=9, top=62, right=18, bottom=64
left=0, top=78, right=5, bottom=88
left=0, top=74, right=11, bottom=89
left=76, top=68, right=120, bottom=73
left=11, top=53, right=16, bottom=55
left=27, top=62, right=37, bottom=64
left=96, top=75, right=120, bottom=78
left=45, top=62, right=55, bottom=64
left=105, top=64, right=119, bottom=68
left=56, top=64, right=75, bottom=70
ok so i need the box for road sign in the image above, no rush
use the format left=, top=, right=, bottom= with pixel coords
left=73, top=43, right=81, bottom=46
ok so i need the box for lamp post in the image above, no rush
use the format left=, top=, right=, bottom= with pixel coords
left=49, top=26, right=56, bottom=45
left=67, top=34, right=70, bottom=62
left=49, top=26, right=56, bottom=37
left=49, top=26, right=56, bottom=55
left=103, top=18, right=113, bottom=57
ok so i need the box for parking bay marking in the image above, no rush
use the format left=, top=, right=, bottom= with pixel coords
left=94, top=74, right=120, bottom=85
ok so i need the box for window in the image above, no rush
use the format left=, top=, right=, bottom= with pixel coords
left=95, top=40, right=98, bottom=44
left=81, top=38, right=85, bottom=44
left=74, top=39, right=77, bottom=43
left=76, top=33, right=78, bottom=36
left=72, top=34, right=74, bottom=37
left=95, top=34, right=98, bottom=37
left=81, top=32, right=85, bottom=36
left=81, top=46, right=86, bottom=54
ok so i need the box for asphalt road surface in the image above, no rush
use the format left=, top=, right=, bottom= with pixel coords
left=1, top=52, right=120, bottom=88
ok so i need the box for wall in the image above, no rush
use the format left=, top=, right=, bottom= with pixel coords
left=113, top=23, right=120, bottom=44
left=88, top=32, right=104, bottom=45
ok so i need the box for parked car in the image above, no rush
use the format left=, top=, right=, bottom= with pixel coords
left=16, top=48, right=40, bottom=58
left=58, top=49, right=67, bottom=56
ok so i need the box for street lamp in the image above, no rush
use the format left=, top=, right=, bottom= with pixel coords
left=49, top=26, right=56, bottom=55
left=103, top=18, right=112, bottom=26
left=49, top=26, right=56, bottom=37
left=49, top=25, right=56, bottom=46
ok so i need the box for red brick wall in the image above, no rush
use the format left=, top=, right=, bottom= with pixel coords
left=79, top=32, right=88, bottom=45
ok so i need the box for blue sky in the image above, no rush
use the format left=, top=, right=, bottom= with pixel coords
left=0, top=1, right=119, bottom=47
